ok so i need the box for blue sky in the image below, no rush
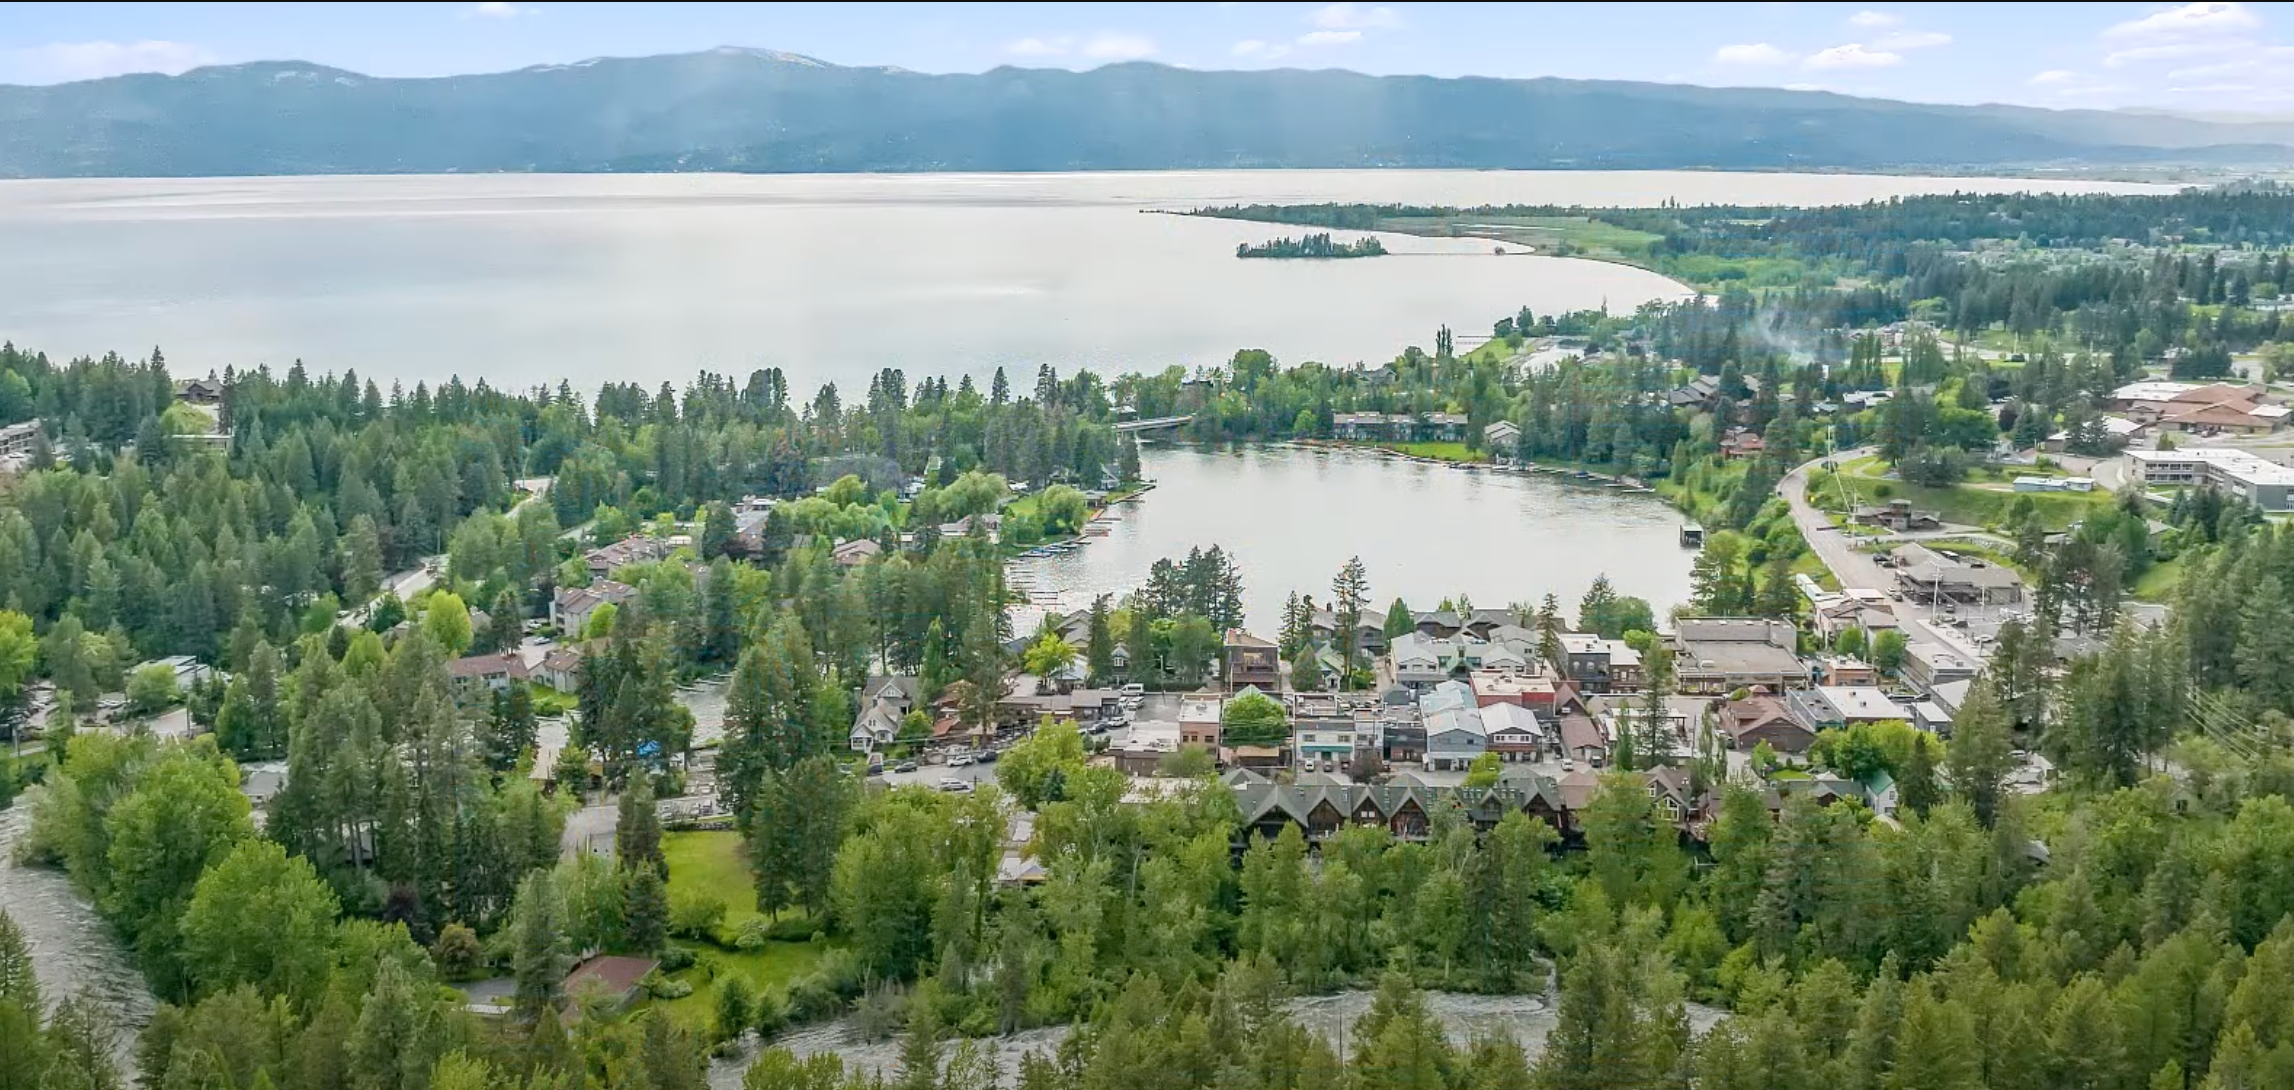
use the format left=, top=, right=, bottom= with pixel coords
left=6, top=2, right=2294, bottom=112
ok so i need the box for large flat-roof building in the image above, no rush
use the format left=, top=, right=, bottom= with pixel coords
left=2125, top=447, right=2294, bottom=511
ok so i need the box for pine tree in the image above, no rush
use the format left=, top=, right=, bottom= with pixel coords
left=510, top=871, right=569, bottom=1019
left=623, top=867, right=668, bottom=955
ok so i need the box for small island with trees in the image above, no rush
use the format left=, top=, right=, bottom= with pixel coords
left=1235, top=231, right=1388, bottom=259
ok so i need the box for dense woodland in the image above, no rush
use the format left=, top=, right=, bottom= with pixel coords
left=6, top=189, right=2294, bottom=1090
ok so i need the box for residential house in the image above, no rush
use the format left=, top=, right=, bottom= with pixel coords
left=1718, top=427, right=1766, bottom=461
left=1483, top=420, right=1522, bottom=453
left=551, top=580, right=637, bottom=637
left=849, top=675, right=924, bottom=753
left=1715, top=690, right=1816, bottom=754
left=1420, top=681, right=1488, bottom=771
left=1554, top=712, right=1605, bottom=766
left=936, top=513, right=1003, bottom=542
left=1862, top=770, right=1900, bottom=820
left=1482, top=702, right=1547, bottom=762
left=1551, top=634, right=1645, bottom=695
left=1787, top=686, right=1912, bottom=732
left=1179, top=691, right=1224, bottom=749
left=0, top=421, right=41, bottom=468
left=1293, top=696, right=1359, bottom=772
left=831, top=538, right=882, bottom=568
left=447, top=651, right=531, bottom=691
left=1460, top=609, right=1517, bottom=640
left=537, top=645, right=586, bottom=692
left=1388, top=633, right=1451, bottom=690
left=1666, top=375, right=1720, bottom=410
left=583, top=535, right=670, bottom=580
left=1902, top=641, right=1979, bottom=696
left=1808, top=588, right=1900, bottom=646
left=563, top=956, right=659, bottom=1011
left=1412, top=610, right=1465, bottom=639
left=1333, top=412, right=1403, bottom=441
left=1420, top=412, right=1469, bottom=442
left=1379, top=688, right=1427, bottom=763
left=1671, top=618, right=1809, bottom=696
left=1853, top=498, right=1944, bottom=532
left=173, top=376, right=224, bottom=405
left=1228, top=774, right=1586, bottom=846
left=1471, top=669, right=1559, bottom=712
left=1224, top=630, right=1281, bottom=692
left=1818, top=658, right=1879, bottom=687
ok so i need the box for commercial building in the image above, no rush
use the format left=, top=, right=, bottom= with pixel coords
left=2125, top=447, right=2294, bottom=511
left=1670, top=619, right=1808, bottom=695
left=1787, top=686, right=1912, bottom=732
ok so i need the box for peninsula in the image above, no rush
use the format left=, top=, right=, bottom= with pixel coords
left=1235, top=232, right=1388, bottom=259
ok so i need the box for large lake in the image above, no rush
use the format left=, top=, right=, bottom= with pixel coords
left=0, top=170, right=2164, bottom=391
left=1012, top=443, right=1695, bottom=632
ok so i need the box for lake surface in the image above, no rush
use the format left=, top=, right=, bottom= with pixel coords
left=1011, top=444, right=1695, bottom=633
left=0, top=170, right=2164, bottom=392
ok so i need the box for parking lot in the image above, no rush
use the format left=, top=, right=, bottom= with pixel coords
left=873, top=690, right=1168, bottom=791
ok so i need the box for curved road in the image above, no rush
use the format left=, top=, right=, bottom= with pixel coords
left=1778, top=449, right=1992, bottom=661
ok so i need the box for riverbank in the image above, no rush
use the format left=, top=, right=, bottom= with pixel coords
left=706, top=985, right=1726, bottom=1089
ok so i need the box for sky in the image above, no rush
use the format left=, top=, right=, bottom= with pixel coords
left=7, top=1, right=2294, bottom=113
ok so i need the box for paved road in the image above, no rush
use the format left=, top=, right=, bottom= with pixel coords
left=1780, top=450, right=1992, bottom=661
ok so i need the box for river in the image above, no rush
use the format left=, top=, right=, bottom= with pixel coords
left=0, top=794, right=153, bottom=1073
left=1012, top=444, right=1695, bottom=632
left=0, top=170, right=2163, bottom=392
left=708, top=987, right=1725, bottom=1088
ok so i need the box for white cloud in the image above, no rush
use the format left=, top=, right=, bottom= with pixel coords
left=2104, top=2, right=2259, bottom=41
left=2028, top=69, right=2079, bottom=84
left=1714, top=42, right=1795, bottom=67
left=1231, top=39, right=1292, bottom=60
left=1310, top=3, right=1402, bottom=31
left=465, top=2, right=534, bottom=18
left=2107, top=39, right=2246, bottom=66
left=1298, top=29, right=1363, bottom=46
left=1006, top=36, right=1073, bottom=56
left=1081, top=33, right=1156, bottom=60
left=1804, top=43, right=1903, bottom=69
left=1875, top=30, right=1951, bottom=50
left=1848, top=11, right=1903, bottom=28
left=13, top=39, right=215, bottom=82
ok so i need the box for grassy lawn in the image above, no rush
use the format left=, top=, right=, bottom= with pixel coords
left=656, top=939, right=841, bottom=1032
left=655, top=830, right=841, bottom=1032
left=1815, top=469, right=2107, bottom=530
left=2131, top=555, right=2186, bottom=602
left=664, top=830, right=766, bottom=932
left=1379, top=441, right=1483, bottom=462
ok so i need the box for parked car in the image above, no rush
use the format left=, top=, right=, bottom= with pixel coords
left=894, top=760, right=918, bottom=774
left=975, top=749, right=998, bottom=764
left=937, top=778, right=972, bottom=793
left=948, top=753, right=974, bottom=768
left=1120, top=683, right=1145, bottom=698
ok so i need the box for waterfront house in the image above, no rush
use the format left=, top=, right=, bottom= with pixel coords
left=1334, top=412, right=1402, bottom=441
left=1419, top=412, right=1469, bottom=442
left=1483, top=420, right=1522, bottom=453
left=1718, top=428, right=1766, bottom=461
left=1224, top=630, right=1281, bottom=692
left=1715, top=690, right=1815, bottom=754
left=1670, top=618, right=1808, bottom=696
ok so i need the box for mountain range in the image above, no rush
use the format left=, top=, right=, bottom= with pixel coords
left=5, top=47, right=2294, bottom=178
